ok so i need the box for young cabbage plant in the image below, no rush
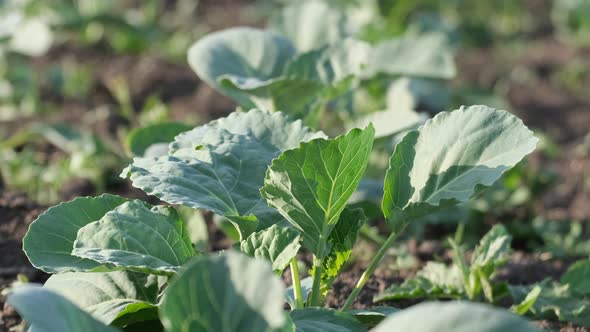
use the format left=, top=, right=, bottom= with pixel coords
left=187, top=27, right=455, bottom=126
left=16, top=106, right=538, bottom=331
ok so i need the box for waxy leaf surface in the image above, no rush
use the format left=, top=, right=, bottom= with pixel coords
left=240, top=224, right=301, bottom=273
left=382, top=105, right=537, bottom=227
left=160, top=251, right=287, bottom=332
left=373, top=301, right=541, bottom=332
left=7, top=285, right=118, bottom=332
left=188, top=27, right=295, bottom=108
left=290, top=308, right=366, bottom=332
left=44, top=271, right=160, bottom=326
left=123, top=110, right=323, bottom=238
left=72, top=200, right=195, bottom=275
left=261, top=126, right=374, bottom=256
left=23, top=194, right=128, bottom=273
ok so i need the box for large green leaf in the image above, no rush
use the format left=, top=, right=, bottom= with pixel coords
left=160, top=251, right=288, bottom=332
left=44, top=271, right=160, bottom=326
left=23, top=194, right=128, bottom=273
left=240, top=224, right=301, bottom=273
left=561, top=259, right=590, bottom=295
left=7, top=285, right=118, bottom=332
left=290, top=308, right=366, bottom=332
left=72, top=200, right=196, bottom=275
left=510, top=280, right=590, bottom=327
left=123, top=109, right=323, bottom=239
left=261, top=125, right=375, bottom=256
left=382, top=105, right=537, bottom=227
left=188, top=27, right=296, bottom=108
left=372, top=301, right=541, bottom=332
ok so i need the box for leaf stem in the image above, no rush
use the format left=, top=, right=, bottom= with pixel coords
left=341, top=230, right=400, bottom=311
left=309, top=254, right=323, bottom=306
left=290, top=257, right=304, bottom=309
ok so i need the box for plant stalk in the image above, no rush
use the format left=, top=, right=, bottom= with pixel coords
left=341, top=230, right=400, bottom=311
left=309, top=254, right=323, bottom=306
left=290, top=257, right=304, bottom=308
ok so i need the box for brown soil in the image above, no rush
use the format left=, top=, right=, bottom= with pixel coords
left=0, top=191, right=46, bottom=331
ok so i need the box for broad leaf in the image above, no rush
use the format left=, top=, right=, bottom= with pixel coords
left=372, top=301, right=541, bottom=332
left=382, top=105, right=537, bottom=227
left=375, top=262, right=463, bottom=301
left=561, top=259, right=590, bottom=295
left=290, top=308, right=366, bottom=332
left=364, top=33, right=456, bottom=79
left=44, top=271, right=160, bottom=326
left=510, top=280, right=590, bottom=327
left=314, top=207, right=367, bottom=296
left=123, top=109, right=323, bottom=239
left=261, top=125, right=375, bottom=256
left=240, top=224, right=301, bottom=273
left=188, top=27, right=296, bottom=108
left=126, top=122, right=192, bottom=157
left=7, top=285, right=118, bottom=332
left=23, top=194, right=128, bottom=273
left=160, top=251, right=288, bottom=332
left=72, top=200, right=195, bottom=275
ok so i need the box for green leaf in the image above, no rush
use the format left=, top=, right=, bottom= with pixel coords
left=290, top=308, right=366, bottom=332
left=561, top=259, right=590, bottom=295
left=375, top=262, right=463, bottom=301
left=270, top=0, right=349, bottom=52
left=372, top=301, right=542, bottom=332
left=23, top=194, right=128, bottom=273
left=511, top=285, right=541, bottom=316
left=510, top=280, right=590, bottom=327
left=126, top=122, right=193, bottom=157
left=471, top=224, right=512, bottom=273
left=240, top=224, right=301, bottom=273
left=7, top=285, right=118, bottom=332
left=314, top=207, right=367, bottom=296
left=160, top=251, right=288, bottom=332
left=364, top=33, right=456, bottom=79
left=43, top=271, right=160, bottom=326
left=188, top=27, right=296, bottom=108
left=72, top=200, right=196, bottom=275
left=261, top=125, right=375, bottom=256
left=350, top=307, right=400, bottom=328
left=123, top=109, right=323, bottom=239
left=382, top=105, right=537, bottom=228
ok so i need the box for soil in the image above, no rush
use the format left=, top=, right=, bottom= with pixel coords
left=1, top=1, right=590, bottom=332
